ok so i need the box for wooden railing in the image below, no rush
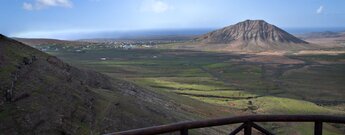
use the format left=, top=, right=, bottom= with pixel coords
left=105, top=115, right=345, bottom=135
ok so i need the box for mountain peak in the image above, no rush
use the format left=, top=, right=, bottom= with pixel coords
left=243, top=19, right=266, bottom=23
left=227, top=19, right=275, bottom=32
left=195, top=19, right=310, bottom=51
left=237, top=19, right=270, bottom=26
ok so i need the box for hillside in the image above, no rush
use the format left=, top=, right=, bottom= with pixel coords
left=194, top=20, right=315, bottom=51
left=14, top=38, right=75, bottom=46
left=0, top=34, right=231, bottom=134
left=298, top=31, right=345, bottom=39
left=298, top=31, right=345, bottom=49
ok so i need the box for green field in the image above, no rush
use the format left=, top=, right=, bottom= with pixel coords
left=45, top=48, right=345, bottom=134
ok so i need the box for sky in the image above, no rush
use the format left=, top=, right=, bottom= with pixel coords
left=0, top=0, right=345, bottom=39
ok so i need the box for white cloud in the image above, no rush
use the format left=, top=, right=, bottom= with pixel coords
left=316, top=6, right=324, bottom=14
left=23, top=2, right=34, bottom=11
left=140, top=0, right=173, bottom=13
left=151, top=1, right=170, bottom=13
left=22, top=0, right=73, bottom=11
left=37, top=0, right=73, bottom=8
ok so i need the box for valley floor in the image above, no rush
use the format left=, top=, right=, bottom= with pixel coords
left=47, top=48, right=345, bottom=134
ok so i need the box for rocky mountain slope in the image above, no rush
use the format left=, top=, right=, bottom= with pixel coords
left=194, top=20, right=314, bottom=51
left=0, top=34, right=229, bottom=135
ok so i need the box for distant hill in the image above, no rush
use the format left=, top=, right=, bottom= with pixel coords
left=14, top=37, right=82, bottom=46
left=298, top=31, right=345, bottom=48
left=0, top=34, right=209, bottom=134
left=194, top=20, right=315, bottom=51
left=298, top=31, right=345, bottom=39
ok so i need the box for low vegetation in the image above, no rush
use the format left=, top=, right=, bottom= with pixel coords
left=44, top=47, right=345, bottom=134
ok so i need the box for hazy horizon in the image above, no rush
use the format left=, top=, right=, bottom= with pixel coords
left=1, top=0, right=345, bottom=39
left=8, top=27, right=345, bottom=40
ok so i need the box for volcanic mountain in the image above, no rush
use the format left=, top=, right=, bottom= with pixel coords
left=195, top=20, right=314, bottom=51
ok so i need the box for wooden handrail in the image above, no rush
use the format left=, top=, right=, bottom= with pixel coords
left=105, top=115, right=345, bottom=135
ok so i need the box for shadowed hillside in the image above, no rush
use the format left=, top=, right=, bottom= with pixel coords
left=0, top=34, right=233, bottom=134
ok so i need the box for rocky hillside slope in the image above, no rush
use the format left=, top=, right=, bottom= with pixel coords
left=0, top=34, right=226, bottom=135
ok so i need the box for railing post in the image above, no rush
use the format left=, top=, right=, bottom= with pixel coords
left=244, top=122, right=252, bottom=135
left=180, top=128, right=188, bottom=135
left=314, top=121, right=323, bottom=135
